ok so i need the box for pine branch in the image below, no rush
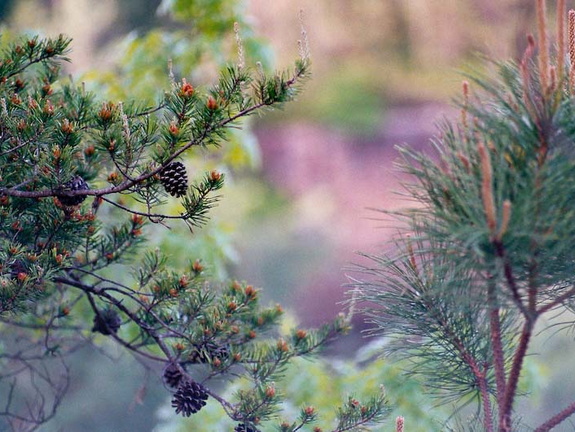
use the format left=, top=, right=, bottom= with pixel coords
left=534, top=400, right=575, bottom=432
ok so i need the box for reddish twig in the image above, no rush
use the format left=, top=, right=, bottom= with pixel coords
left=534, top=400, right=575, bottom=432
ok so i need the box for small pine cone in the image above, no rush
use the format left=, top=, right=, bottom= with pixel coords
left=171, top=379, right=209, bottom=417
left=160, top=161, right=188, bottom=197
left=163, top=362, right=184, bottom=388
left=188, top=341, right=229, bottom=363
left=57, top=175, right=89, bottom=206
left=234, top=423, right=259, bottom=432
left=92, top=308, right=122, bottom=335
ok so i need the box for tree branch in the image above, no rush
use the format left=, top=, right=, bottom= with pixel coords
left=487, top=276, right=507, bottom=417
left=499, top=321, right=534, bottom=432
left=534, top=399, right=575, bottom=432
left=0, top=89, right=287, bottom=200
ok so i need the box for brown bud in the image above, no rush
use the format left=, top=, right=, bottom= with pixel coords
left=180, top=79, right=194, bottom=98
left=295, top=329, right=307, bottom=340
left=304, top=406, right=315, bottom=416
left=192, top=260, right=204, bottom=273
left=61, top=119, right=73, bottom=134
left=168, top=120, right=179, bottom=136
left=131, top=214, right=144, bottom=225
left=244, top=285, right=257, bottom=299
left=277, top=338, right=289, bottom=352
left=43, top=99, right=54, bottom=115
left=265, top=386, right=276, bottom=398
left=206, top=97, right=218, bottom=110
left=99, top=102, right=114, bottom=121
left=209, top=170, right=222, bottom=182
left=84, top=145, right=95, bottom=157
left=42, top=84, right=52, bottom=96
left=107, top=172, right=119, bottom=183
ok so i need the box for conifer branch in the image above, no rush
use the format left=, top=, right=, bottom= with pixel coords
left=348, top=2, right=575, bottom=431
left=500, top=322, right=534, bottom=432
left=533, top=399, right=575, bottom=432
left=0, top=25, right=387, bottom=432
left=537, top=284, right=575, bottom=314
left=487, top=278, right=507, bottom=417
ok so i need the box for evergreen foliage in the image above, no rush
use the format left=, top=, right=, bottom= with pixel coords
left=351, top=2, right=575, bottom=431
left=0, top=31, right=388, bottom=431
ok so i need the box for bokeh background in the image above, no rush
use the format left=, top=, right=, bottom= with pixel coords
left=3, top=0, right=575, bottom=431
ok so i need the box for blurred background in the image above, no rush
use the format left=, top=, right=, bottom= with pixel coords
left=3, top=0, right=575, bottom=431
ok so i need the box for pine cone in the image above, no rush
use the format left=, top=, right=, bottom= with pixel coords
left=56, top=175, right=89, bottom=206
left=163, top=362, right=184, bottom=388
left=171, top=379, right=209, bottom=417
left=188, top=341, right=229, bottom=363
left=234, top=423, right=259, bottom=432
left=92, top=308, right=122, bottom=335
left=160, top=161, right=188, bottom=197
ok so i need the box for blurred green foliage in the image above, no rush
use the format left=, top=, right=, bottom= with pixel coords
left=305, top=69, right=386, bottom=137
left=85, top=0, right=273, bottom=104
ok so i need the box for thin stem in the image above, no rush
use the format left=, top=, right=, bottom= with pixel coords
left=479, top=364, right=494, bottom=432
left=100, top=196, right=187, bottom=220
left=54, top=277, right=168, bottom=363
left=487, top=277, right=507, bottom=417
left=538, top=285, right=575, bottom=314
left=430, top=305, right=493, bottom=429
left=493, top=241, right=529, bottom=317
left=499, top=321, right=534, bottom=432
left=534, top=399, right=575, bottom=432
left=6, top=52, right=64, bottom=80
